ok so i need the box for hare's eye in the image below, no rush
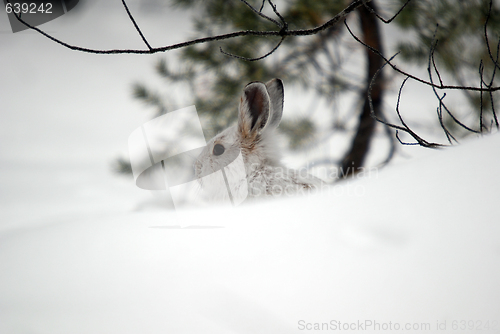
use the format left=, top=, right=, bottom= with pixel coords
left=213, top=143, right=225, bottom=156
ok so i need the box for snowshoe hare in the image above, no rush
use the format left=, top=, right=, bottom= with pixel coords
left=194, top=78, right=324, bottom=203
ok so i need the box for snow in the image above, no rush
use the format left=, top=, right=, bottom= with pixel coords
left=1, top=134, right=500, bottom=334
left=1, top=1, right=500, bottom=333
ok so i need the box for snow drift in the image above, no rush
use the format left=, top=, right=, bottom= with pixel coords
left=1, top=134, right=499, bottom=334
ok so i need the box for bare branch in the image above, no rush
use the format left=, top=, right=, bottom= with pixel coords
left=367, top=57, right=444, bottom=148
left=395, top=130, right=419, bottom=146
left=361, top=0, right=412, bottom=24
left=484, top=0, right=500, bottom=71
left=259, top=0, right=265, bottom=12
left=7, top=0, right=497, bottom=150
left=483, top=3, right=500, bottom=130
left=220, top=36, right=285, bottom=61
left=427, top=28, right=480, bottom=137
left=429, top=29, right=444, bottom=87
left=480, top=60, right=485, bottom=132
left=238, top=0, right=282, bottom=28
left=6, top=0, right=372, bottom=55
left=344, top=20, right=500, bottom=93
left=267, top=0, right=287, bottom=32
left=121, top=0, right=152, bottom=50
left=427, top=35, right=458, bottom=143
left=378, top=109, right=397, bottom=165
left=489, top=44, right=499, bottom=128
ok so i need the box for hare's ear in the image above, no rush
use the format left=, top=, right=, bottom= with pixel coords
left=265, top=78, right=284, bottom=130
left=238, top=82, right=271, bottom=137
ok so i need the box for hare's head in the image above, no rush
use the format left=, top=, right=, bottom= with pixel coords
left=194, top=78, right=284, bottom=179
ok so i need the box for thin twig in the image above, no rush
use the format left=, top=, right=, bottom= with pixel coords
left=259, top=0, right=265, bottom=12
left=344, top=20, right=500, bottom=92
left=427, top=31, right=480, bottom=136
left=367, top=54, right=443, bottom=148
left=267, top=0, right=287, bottom=32
left=484, top=0, right=500, bottom=71
left=378, top=109, right=397, bottom=165
left=430, top=34, right=444, bottom=86
left=427, top=33, right=455, bottom=143
left=395, top=130, right=419, bottom=145
left=361, top=0, right=412, bottom=24
left=486, top=28, right=500, bottom=129
left=238, top=0, right=281, bottom=28
left=120, top=0, right=152, bottom=50
left=220, top=36, right=285, bottom=61
left=480, top=60, right=485, bottom=132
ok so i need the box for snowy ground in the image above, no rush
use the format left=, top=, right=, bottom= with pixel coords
left=1, top=1, right=500, bottom=333
left=1, top=133, right=500, bottom=334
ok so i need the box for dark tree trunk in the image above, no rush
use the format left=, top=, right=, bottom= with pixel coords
left=340, top=0, right=384, bottom=177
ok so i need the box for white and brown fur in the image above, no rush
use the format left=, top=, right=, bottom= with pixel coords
left=194, top=78, right=323, bottom=201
